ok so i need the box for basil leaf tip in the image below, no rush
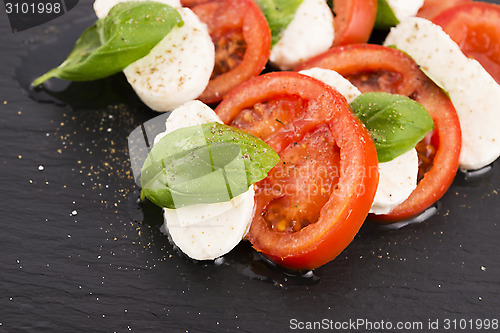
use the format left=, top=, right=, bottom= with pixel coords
left=374, top=0, right=400, bottom=30
left=140, top=122, right=280, bottom=209
left=351, top=92, right=434, bottom=163
left=32, top=1, right=183, bottom=86
left=254, top=0, right=304, bottom=47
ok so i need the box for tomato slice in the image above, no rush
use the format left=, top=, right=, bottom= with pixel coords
left=432, top=2, right=500, bottom=84
left=332, top=0, right=378, bottom=46
left=417, top=0, right=471, bottom=20
left=184, top=0, right=271, bottom=104
left=297, top=44, right=462, bottom=222
left=215, top=72, right=379, bottom=270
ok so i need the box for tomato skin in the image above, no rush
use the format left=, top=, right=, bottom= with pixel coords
left=332, top=0, right=378, bottom=46
left=417, top=0, right=471, bottom=20
left=215, top=72, right=379, bottom=270
left=297, top=44, right=462, bottom=222
left=432, top=2, right=500, bottom=84
left=186, top=0, right=271, bottom=104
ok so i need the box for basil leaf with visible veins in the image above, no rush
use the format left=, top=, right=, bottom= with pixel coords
left=351, top=92, right=434, bottom=163
left=32, top=1, right=183, bottom=86
left=254, top=0, right=304, bottom=47
left=140, top=122, right=279, bottom=209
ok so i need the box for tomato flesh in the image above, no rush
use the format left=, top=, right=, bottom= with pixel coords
left=230, top=96, right=306, bottom=140
left=215, top=72, right=379, bottom=269
left=297, top=44, right=462, bottom=222
left=211, top=29, right=246, bottom=80
left=433, top=2, right=500, bottom=84
left=188, top=0, right=271, bottom=104
left=261, top=126, right=340, bottom=233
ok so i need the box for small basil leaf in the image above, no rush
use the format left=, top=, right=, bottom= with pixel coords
left=351, top=92, right=434, bottom=163
left=374, top=0, right=400, bottom=30
left=140, top=122, right=280, bottom=209
left=32, top=1, right=183, bottom=86
left=254, top=0, right=304, bottom=47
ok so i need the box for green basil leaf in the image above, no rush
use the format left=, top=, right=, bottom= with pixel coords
left=374, top=0, right=399, bottom=30
left=140, top=122, right=280, bottom=209
left=351, top=92, right=434, bottom=163
left=32, top=1, right=183, bottom=86
left=254, top=0, right=304, bottom=47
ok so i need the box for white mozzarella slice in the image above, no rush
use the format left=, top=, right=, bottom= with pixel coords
left=300, top=67, right=418, bottom=215
left=152, top=101, right=255, bottom=260
left=299, top=67, right=361, bottom=103
left=123, top=8, right=214, bottom=112
left=386, top=0, right=424, bottom=22
left=384, top=17, right=500, bottom=170
left=93, top=0, right=181, bottom=19
left=369, top=149, right=418, bottom=215
left=153, top=100, right=221, bottom=145
left=164, top=187, right=255, bottom=261
left=269, top=0, right=334, bottom=70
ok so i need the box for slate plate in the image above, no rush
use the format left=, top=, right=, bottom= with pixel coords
left=1, top=1, right=499, bottom=332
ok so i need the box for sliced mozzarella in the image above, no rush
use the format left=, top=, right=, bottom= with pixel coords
left=300, top=67, right=418, bottom=215
left=153, top=101, right=255, bottom=260
left=384, top=17, right=500, bottom=170
left=270, top=0, right=334, bottom=70
left=93, top=0, right=181, bottom=19
left=164, top=188, right=255, bottom=261
left=299, top=67, right=361, bottom=103
left=153, top=100, right=221, bottom=145
left=386, top=0, right=424, bottom=22
left=123, top=8, right=214, bottom=112
left=369, top=149, right=418, bottom=215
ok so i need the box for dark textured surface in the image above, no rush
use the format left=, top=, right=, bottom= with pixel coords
left=1, top=1, right=500, bottom=332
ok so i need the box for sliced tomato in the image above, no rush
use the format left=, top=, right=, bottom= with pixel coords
left=215, top=72, right=379, bottom=270
left=433, top=2, right=500, bottom=84
left=417, top=0, right=471, bottom=20
left=185, top=0, right=271, bottom=104
left=180, top=0, right=211, bottom=6
left=297, top=44, right=462, bottom=222
left=332, top=0, right=378, bottom=46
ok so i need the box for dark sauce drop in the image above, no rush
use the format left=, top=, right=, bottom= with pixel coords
left=455, top=162, right=496, bottom=187
left=126, top=189, right=320, bottom=287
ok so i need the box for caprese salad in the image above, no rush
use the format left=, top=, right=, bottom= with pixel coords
left=32, top=0, right=500, bottom=270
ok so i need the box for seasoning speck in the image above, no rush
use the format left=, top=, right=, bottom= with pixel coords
left=71, top=210, right=77, bottom=216
left=38, top=165, right=44, bottom=171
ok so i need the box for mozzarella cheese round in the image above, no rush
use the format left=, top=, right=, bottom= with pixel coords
left=93, top=0, right=182, bottom=19
left=369, top=149, right=418, bottom=215
left=153, top=101, right=255, bottom=260
left=269, top=0, right=334, bottom=70
left=123, top=8, right=214, bottom=112
left=299, top=67, right=361, bottom=103
left=385, top=17, right=500, bottom=170
left=386, top=0, right=424, bottom=22
left=300, top=67, right=418, bottom=215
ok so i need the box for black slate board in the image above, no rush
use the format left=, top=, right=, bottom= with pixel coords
left=1, top=1, right=500, bottom=332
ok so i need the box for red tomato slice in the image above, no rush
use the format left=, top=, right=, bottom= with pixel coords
left=433, top=2, right=500, bottom=84
left=215, top=72, right=379, bottom=270
left=417, top=0, right=471, bottom=20
left=297, top=44, right=462, bottom=222
left=332, top=0, right=378, bottom=46
left=184, top=0, right=271, bottom=104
